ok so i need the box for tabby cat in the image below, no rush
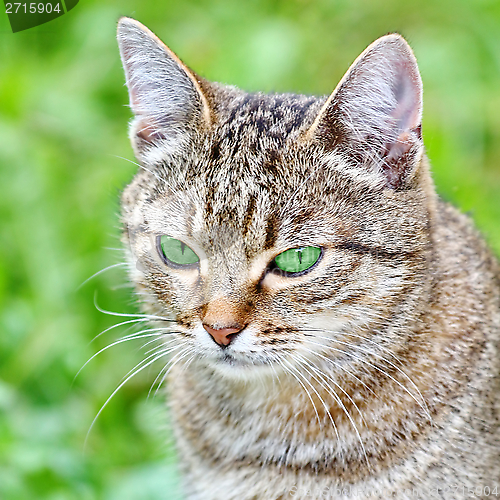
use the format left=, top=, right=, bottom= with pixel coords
left=116, top=17, right=500, bottom=500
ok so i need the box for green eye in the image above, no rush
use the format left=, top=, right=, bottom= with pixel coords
left=157, top=236, right=199, bottom=267
left=273, top=246, right=322, bottom=275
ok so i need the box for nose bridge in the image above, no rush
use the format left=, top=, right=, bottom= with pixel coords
left=204, top=250, right=247, bottom=299
left=202, top=297, right=247, bottom=329
left=198, top=238, right=252, bottom=346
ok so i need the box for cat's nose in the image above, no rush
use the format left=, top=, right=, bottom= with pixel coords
left=203, top=324, right=243, bottom=347
left=202, top=298, right=248, bottom=347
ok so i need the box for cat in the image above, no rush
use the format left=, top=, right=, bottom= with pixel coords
left=116, top=17, right=500, bottom=500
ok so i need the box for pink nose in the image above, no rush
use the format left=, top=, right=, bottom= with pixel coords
left=203, top=324, right=242, bottom=346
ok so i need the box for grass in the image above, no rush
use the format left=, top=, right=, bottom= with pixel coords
left=1, top=1, right=499, bottom=498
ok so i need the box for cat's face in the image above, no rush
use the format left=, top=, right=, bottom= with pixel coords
left=118, top=19, right=434, bottom=378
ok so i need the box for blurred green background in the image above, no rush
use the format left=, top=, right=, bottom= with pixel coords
left=1, top=0, right=500, bottom=498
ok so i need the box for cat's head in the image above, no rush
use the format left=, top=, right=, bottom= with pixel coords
left=117, top=18, right=434, bottom=378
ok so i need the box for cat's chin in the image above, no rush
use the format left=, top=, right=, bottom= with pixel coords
left=201, top=352, right=280, bottom=380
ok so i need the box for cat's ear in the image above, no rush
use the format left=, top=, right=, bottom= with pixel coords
left=305, top=34, right=423, bottom=189
left=117, top=18, right=212, bottom=163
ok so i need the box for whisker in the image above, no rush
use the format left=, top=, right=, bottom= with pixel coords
left=84, top=346, right=175, bottom=449
left=118, top=327, right=172, bottom=344
left=121, top=342, right=183, bottom=382
left=298, top=347, right=373, bottom=421
left=305, top=335, right=431, bottom=421
left=300, top=344, right=378, bottom=399
left=316, top=332, right=430, bottom=417
left=75, top=328, right=170, bottom=381
left=304, top=328, right=406, bottom=364
left=292, top=352, right=369, bottom=465
left=149, top=345, right=193, bottom=399
left=90, top=317, right=153, bottom=343
left=77, top=263, right=128, bottom=290
left=282, top=358, right=338, bottom=437
left=277, top=359, right=321, bottom=427
left=93, top=294, right=174, bottom=322
left=267, top=357, right=282, bottom=384
left=285, top=357, right=341, bottom=440
left=142, top=332, right=179, bottom=353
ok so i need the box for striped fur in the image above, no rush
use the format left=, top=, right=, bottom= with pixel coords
left=117, top=18, right=500, bottom=499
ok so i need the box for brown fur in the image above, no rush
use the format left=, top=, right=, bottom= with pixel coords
left=116, top=18, right=500, bottom=499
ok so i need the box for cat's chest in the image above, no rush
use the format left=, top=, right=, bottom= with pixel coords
left=166, top=361, right=414, bottom=480
left=169, top=363, right=334, bottom=450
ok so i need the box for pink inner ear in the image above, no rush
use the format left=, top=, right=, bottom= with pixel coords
left=381, top=129, right=421, bottom=189
left=386, top=131, right=413, bottom=162
left=390, top=60, right=422, bottom=134
left=136, top=120, right=167, bottom=143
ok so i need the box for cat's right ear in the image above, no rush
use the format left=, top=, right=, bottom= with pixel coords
left=117, top=18, right=212, bottom=163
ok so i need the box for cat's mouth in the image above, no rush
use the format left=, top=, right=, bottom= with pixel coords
left=204, top=350, right=282, bottom=380
left=211, top=350, right=273, bottom=370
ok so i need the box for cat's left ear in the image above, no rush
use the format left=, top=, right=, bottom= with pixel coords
left=117, top=18, right=212, bottom=163
left=305, top=34, right=423, bottom=190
